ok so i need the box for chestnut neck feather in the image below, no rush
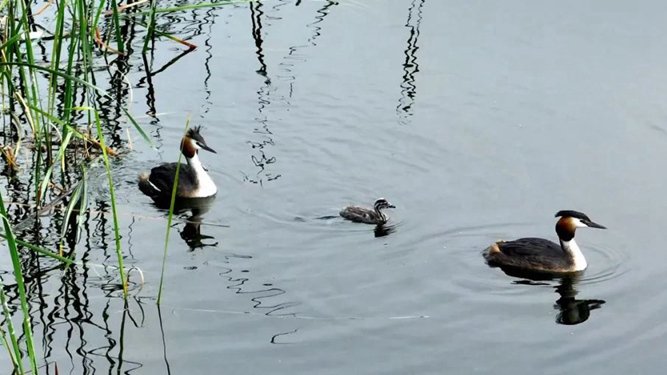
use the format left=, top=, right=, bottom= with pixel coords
left=555, top=217, right=576, bottom=242
left=180, top=137, right=197, bottom=158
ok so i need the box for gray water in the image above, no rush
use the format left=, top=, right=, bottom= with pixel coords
left=3, top=0, right=667, bottom=373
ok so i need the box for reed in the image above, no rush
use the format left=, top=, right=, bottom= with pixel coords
left=0, top=1, right=133, bottom=372
left=94, top=109, right=128, bottom=297
left=0, top=281, right=23, bottom=372
left=0, top=0, right=247, bottom=372
left=0, top=193, right=39, bottom=375
left=157, top=117, right=190, bottom=305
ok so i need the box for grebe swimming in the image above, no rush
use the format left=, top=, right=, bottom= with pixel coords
left=340, top=198, right=396, bottom=225
left=484, top=210, right=606, bottom=273
left=139, top=126, right=217, bottom=202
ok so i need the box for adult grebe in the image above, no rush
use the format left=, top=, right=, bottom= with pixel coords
left=139, top=126, right=217, bottom=202
left=340, top=198, right=396, bottom=224
left=484, top=210, right=606, bottom=273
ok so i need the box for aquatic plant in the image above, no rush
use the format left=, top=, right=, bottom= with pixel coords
left=0, top=0, right=253, bottom=372
left=157, top=117, right=190, bottom=305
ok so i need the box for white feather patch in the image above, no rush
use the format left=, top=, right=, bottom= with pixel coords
left=148, top=180, right=161, bottom=192
left=562, top=239, right=588, bottom=271
left=187, top=153, right=217, bottom=197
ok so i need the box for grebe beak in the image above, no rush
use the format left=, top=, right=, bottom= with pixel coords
left=198, top=143, right=217, bottom=153
left=388, top=204, right=396, bottom=209
left=584, top=220, right=606, bottom=229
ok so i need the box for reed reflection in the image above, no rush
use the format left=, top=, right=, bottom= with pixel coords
left=397, top=0, right=426, bottom=124
left=245, top=0, right=280, bottom=186
left=0, top=199, right=150, bottom=374
left=243, top=0, right=339, bottom=185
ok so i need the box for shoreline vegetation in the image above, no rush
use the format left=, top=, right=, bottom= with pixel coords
left=0, top=1, right=248, bottom=373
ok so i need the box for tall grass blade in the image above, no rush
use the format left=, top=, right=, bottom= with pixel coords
left=109, top=0, right=126, bottom=54
left=59, top=168, right=87, bottom=248
left=0, top=232, right=75, bottom=264
left=157, top=117, right=190, bottom=305
left=0, top=280, right=22, bottom=373
left=94, top=110, right=127, bottom=298
left=142, top=0, right=157, bottom=52
left=0, top=194, right=39, bottom=374
left=122, top=107, right=155, bottom=148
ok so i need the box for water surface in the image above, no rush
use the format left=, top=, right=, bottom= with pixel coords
left=3, top=0, right=667, bottom=373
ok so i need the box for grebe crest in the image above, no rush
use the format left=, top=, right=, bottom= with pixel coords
left=139, top=126, right=218, bottom=202
left=484, top=210, right=606, bottom=273
left=340, top=198, right=396, bottom=225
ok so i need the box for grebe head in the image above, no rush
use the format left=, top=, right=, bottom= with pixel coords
left=374, top=198, right=396, bottom=211
left=181, top=126, right=216, bottom=158
left=554, top=210, right=606, bottom=241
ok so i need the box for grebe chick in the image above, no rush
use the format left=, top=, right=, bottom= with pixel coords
left=139, top=126, right=217, bottom=202
left=340, top=198, right=396, bottom=224
left=484, top=210, right=606, bottom=273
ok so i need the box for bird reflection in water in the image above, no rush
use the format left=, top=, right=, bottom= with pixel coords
left=152, top=196, right=219, bottom=251
left=309, top=215, right=398, bottom=238
left=500, top=267, right=605, bottom=325
left=179, top=205, right=218, bottom=250
left=553, top=276, right=605, bottom=325
left=374, top=224, right=396, bottom=238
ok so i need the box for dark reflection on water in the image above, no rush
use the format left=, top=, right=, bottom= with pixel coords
left=219, top=261, right=300, bottom=317
left=2, top=200, right=148, bottom=374
left=397, top=0, right=426, bottom=124
left=244, top=83, right=279, bottom=185
left=200, top=8, right=218, bottom=117
left=554, top=277, right=606, bottom=326
left=244, top=0, right=279, bottom=185
left=504, top=267, right=606, bottom=326
left=243, top=0, right=338, bottom=185
left=374, top=224, right=396, bottom=238
left=250, top=1, right=269, bottom=78
left=108, top=300, right=145, bottom=374
left=271, top=328, right=299, bottom=345
left=175, top=198, right=219, bottom=250
left=179, top=207, right=219, bottom=250
left=157, top=305, right=173, bottom=375
left=148, top=196, right=220, bottom=250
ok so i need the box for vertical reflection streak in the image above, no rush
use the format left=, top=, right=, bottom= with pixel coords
left=243, top=0, right=338, bottom=184
left=157, top=305, right=172, bottom=375
left=397, top=0, right=426, bottom=125
left=244, top=1, right=280, bottom=185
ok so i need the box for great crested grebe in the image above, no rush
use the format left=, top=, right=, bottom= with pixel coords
left=139, top=126, right=217, bottom=202
left=340, top=198, right=396, bottom=224
left=484, top=210, right=606, bottom=273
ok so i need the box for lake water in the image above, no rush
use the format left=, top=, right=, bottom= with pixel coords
left=3, top=0, right=667, bottom=373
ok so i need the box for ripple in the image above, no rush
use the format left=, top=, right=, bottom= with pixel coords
left=575, top=242, right=630, bottom=285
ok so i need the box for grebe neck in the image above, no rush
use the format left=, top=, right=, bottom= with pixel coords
left=373, top=206, right=385, bottom=221
left=186, top=152, right=205, bottom=173
left=186, top=152, right=217, bottom=196
left=560, top=238, right=587, bottom=271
